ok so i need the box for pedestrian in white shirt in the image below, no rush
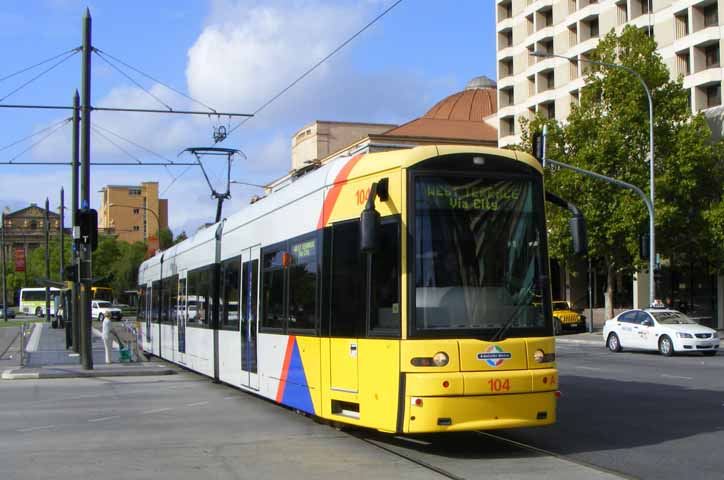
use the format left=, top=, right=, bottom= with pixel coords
left=102, top=316, right=113, bottom=364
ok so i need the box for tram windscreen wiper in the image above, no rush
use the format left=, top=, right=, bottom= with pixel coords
left=488, top=301, right=529, bottom=342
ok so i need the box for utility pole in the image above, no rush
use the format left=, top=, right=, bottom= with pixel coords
left=59, top=188, right=66, bottom=341
left=45, top=198, right=50, bottom=324
left=71, top=91, right=80, bottom=353
left=1, top=212, right=6, bottom=322
left=79, top=9, right=93, bottom=370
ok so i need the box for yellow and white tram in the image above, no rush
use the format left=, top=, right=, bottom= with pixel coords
left=137, top=145, right=566, bottom=433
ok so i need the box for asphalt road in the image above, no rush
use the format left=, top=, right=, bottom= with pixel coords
left=498, top=339, right=724, bottom=480
left=1, top=337, right=721, bottom=479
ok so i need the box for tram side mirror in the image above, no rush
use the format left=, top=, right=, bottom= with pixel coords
left=569, top=214, right=587, bottom=256
left=360, top=178, right=388, bottom=253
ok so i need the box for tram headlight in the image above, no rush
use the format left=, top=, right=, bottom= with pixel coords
left=411, top=352, right=450, bottom=367
left=432, top=352, right=449, bottom=367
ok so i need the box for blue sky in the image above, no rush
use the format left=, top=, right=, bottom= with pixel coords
left=0, top=0, right=496, bottom=235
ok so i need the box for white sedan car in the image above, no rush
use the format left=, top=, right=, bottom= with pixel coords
left=91, top=301, right=123, bottom=322
left=603, top=309, right=719, bottom=356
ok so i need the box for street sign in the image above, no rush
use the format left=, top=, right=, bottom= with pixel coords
left=13, top=248, right=25, bottom=272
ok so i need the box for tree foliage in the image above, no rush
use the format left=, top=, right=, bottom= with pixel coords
left=519, top=26, right=724, bottom=314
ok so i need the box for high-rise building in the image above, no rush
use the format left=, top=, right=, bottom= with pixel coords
left=98, top=182, right=168, bottom=250
left=496, top=0, right=723, bottom=147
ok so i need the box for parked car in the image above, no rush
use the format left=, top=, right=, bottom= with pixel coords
left=603, top=308, right=720, bottom=356
left=0, top=305, right=16, bottom=319
left=551, top=300, right=586, bottom=335
left=91, top=300, right=123, bottom=322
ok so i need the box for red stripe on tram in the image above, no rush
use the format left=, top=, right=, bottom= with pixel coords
left=275, top=336, right=296, bottom=403
left=316, top=153, right=365, bottom=229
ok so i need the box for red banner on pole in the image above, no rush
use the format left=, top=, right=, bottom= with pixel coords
left=13, top=248, right=25, bottom=272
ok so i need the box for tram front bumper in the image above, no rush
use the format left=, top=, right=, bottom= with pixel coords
left=404, top=391, right=557, bottom=433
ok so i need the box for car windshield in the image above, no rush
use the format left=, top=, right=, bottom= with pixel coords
left=96, top=301, right=112, bottom=308
left=552, top=301, right=569, bottom=311
left=651, top=311, right=697, bottom=325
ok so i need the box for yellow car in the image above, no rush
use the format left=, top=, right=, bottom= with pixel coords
left=552, top=301, right=586, bottom=335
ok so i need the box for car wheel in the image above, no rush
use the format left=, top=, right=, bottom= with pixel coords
left=703, top=351, right=717, bottom=356
left=607, top=333, right=621, bottom=352
left=35, top=306, right=43, bottom=317
left=554, top=318, right=562, bottom=336
left=659, top=335, right=674, bottom=357
left=98, top=313, right=104, bottom=323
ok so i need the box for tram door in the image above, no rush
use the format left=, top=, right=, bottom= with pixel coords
left=240, top=246, right=260, bottom=390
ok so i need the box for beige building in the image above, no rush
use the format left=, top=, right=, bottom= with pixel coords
left=496, top=0, right=723, bottom=147
left=98, top=182, right=168, bottom=250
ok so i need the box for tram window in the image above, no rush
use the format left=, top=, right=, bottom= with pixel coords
left=169, top=275, right=178, bottom=325
left=137, top=287, right=146, bottom=322
left=196, top=267, right=211, bottom=328
left=288, top=237, right=318, bottom=332
left=178, top=278, right=186, bottom=323
left=330, top=221, right=366, bottom=337
left=186, top=270, right=198, bottom=326
left=371, top=220, right=401, bottom=333
left=151, top=280, right=161, bottom=322
left=221, top=256, right=241, bottom=330
left=262, top=248, right=286, bottom=331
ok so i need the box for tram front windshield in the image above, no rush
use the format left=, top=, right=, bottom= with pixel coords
left=413, top=174, right=548, bottom=339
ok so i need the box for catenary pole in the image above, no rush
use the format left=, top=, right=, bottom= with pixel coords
left=1, top=212, right=6, bottom=321
left=71, top=90, right=80, bottom=353
left=79, top=9, right=93, bottom=370
left=45, top=198, right=50, bottom=324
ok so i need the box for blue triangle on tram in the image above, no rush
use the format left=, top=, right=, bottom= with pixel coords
left=281, top=340, right=315, bottom=415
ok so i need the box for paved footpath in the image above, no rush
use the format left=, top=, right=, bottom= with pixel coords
left=1, top=320, right=174, bottom=380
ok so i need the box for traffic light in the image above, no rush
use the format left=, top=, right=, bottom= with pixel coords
left=77, top=208, right=98, bottom=251
left=63, top=264, right=78, bottom=282
left=653, top=268, right=663, bottom=283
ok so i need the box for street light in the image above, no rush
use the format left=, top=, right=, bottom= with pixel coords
left=108, top=203, right=161, bottom=252
left=531, top=50, right=656, bottom=307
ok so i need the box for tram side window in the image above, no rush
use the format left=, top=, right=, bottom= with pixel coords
left=169, top=275, right=178, bottom=324
left=196, top=267, right=211, bottom=328
left=262, top=249, right=286, bottom=331
left=330, top=221, right=366, bottom=337
left=221, top=256, right=241, bottom=330
left=186, top=270, right=197, bottom=326
left=137, top=287, right=146, bottom=322
left=371, top=220, right=401, bottom=333
left=151, top=280, right=161, bottom=322
left=161, top=277, right=170, bottom=324
left=288, top=237, right=318, bottom=331
left=178, top=278, right=186, bottom=323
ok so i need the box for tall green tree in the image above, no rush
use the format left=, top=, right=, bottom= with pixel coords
left=520, top=26, right=724, bottom=318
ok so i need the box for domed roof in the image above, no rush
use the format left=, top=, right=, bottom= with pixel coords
left=423, top=85, right=497, bottom=121
left=379, top=76, right=498, bottom=144
left=465, top=75, right=497, bottom=90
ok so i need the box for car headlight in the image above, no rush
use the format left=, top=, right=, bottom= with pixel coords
left=676, top=332, right=693, bottom=339
left=713, top=332, right=719, bottom=339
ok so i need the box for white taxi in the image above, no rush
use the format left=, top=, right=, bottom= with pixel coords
left=603, top=309, right=719, bottom=357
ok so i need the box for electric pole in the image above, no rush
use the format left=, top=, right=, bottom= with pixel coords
left=71, top=90, right=80, bottom=353
left=79, top=9, right=93, bottom=370
left=45, top=198, right=50, bottom=324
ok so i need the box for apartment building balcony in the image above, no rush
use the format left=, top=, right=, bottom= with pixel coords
left=496, top=44, right=516, bottom=59
left=685, top=67, right=722, bottom=91
left=497, top=16, right=515, bottom=32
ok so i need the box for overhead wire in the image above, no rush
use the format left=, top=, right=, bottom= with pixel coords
left=92, top=122, right=176, bottom=164
left=0, top=117, right=72, bottom=153
left=93, top=48, right=217, bottom=113
left=9, top=118, right=71, bottom=163
left=220, top=0, right=404, bottom=142
left=0, top=49, right=80, bottom=102
left=90, top=125, right=144, bottom=164
left=94, top=52, right=173, bottom=111
left=0, top=47, right=81, bottom=84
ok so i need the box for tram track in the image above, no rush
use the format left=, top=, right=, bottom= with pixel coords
left=0, top=330, right=20, bottom=360
left=350, top=429, right=632, bottom=480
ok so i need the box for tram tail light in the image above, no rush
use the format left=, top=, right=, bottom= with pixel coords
left=411, top=352, right=449, bottom=367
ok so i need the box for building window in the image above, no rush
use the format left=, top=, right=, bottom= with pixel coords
left=133, top=208, right=140, bottom=214
left=706, top=84, right=721, bottom=108
left=706, top=44, right=720, bottom=69
left=498, top=0, right=512, bottom=21
left=571, top=90, right=580, bottom=105
left=540, top=101, right=556, bottom=120
left=704, top=4, right=719, bottom=27
left=500, top=86, right=514, bottom=107
left=30, top=220, right=37, bottom=230
left=637, top=0, right=650, bottom=16
left=570, top=59, right=579, bottom=80
left=538, top=38, right=553, bottom=56
left=539, top=70, right=555, bottom=92
left=129, top=188, right=141, bottom=196
left=588, top=17, right=599, bottom=38
left=527, top=75, right=536, bottom=96
left=675, top=11, right=689, bottom=38
left=569, top=0, right=576, bottom=13
left=677, top=51, right=691, bottom=76
left=499, top=58, right=513, bottom=78
left=500, top=116, right=515, bottom=137
left=616, top=1, right=628, bottom=24
left=133, top=225, right=140, bottom=231
left=568, top=24, right=578, bottom=47
left=498, top=29, right=513, bottom=50
left=537, top=7, right=553, bottom=31
left=526, top=14, right=534, bottom=34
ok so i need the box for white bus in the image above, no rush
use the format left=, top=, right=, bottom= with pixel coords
left=19, top=287, right=61, bottom=317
